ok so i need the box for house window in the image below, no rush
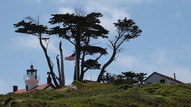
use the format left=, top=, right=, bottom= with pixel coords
left=160, top=79, right=165, bottom=83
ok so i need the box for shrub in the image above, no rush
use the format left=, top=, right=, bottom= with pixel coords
left=72, top=80, right=85, bottom=88
left=117, top=84, right=132, bottom=90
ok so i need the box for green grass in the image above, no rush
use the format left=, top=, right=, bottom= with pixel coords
left=1, top=82, right=191, bottom=107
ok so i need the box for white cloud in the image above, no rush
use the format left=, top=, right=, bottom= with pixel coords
left=54, top=0, right=158, bottom=5
left=11, top=36, right=59, bottom=54
left=55, top=0, right=159, bottom=34
left=14, top=36, right=40, bottom=50
left=52, top=0, right=66, bottom=3
left=113, top=48, right=191, bottom=83
left=50, top=0, right=191, bottom=83
left=58, top=7, right=74, bottom=14
left=0, top=80, right=8, bottom=94
left=84, top=0, right=131, bottom=34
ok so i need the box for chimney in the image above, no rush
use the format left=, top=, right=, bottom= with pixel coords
left=47, top=74, right=51, bottom=84
left=174, top=73, right=176, bottom=80
left=13, top=86, right=18, bottom=92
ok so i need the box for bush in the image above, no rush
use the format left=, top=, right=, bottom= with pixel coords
left=1, top=83, right=191, bottom=106
left=113, top=79, right=127, bottom=85
left=72, top=80, right=85, bottom=88
left=117, top=84, right=132, bottom=90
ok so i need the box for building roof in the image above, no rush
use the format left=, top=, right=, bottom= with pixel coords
left=36, top=84, right=49, bottom=90
left=27, top=65, right=37, bottom=71
left=14, top=84, right=55, bottom=94
left=14, top=89, right=26, bottom=94
left=144, top=72, right=184, bottom=84
left=38, top=83, right=56, bottom=90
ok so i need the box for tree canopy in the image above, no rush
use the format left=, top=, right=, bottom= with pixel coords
left=97, top=18, right=142, bottom=82
left=14, top=10, right=142, bottom=87
left=14, top=17, right=65, bottom=88
left=48, top=12, right=108, bottom=81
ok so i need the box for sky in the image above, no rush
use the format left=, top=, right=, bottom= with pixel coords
left=0, top=0, right=191, bottom=94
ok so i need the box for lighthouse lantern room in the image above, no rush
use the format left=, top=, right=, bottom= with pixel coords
left=25, top=65, right=39, bottom=91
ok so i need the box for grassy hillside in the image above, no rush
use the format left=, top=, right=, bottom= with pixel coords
left=1, top=82, right=191, bottom=107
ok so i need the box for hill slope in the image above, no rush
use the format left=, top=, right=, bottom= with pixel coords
left=1, top=82, right=191, bottom=107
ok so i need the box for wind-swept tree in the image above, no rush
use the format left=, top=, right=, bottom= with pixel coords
left=49, top=12, right=108, bottom=81
left=137, top=73, right=147, bottom=85
left=97, top=18, right=142, bottom=82
left=14, top=17, right=65, bottom=88
left=122, top=71, right=138, bottom=84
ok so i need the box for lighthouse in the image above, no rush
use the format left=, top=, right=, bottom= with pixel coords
left=25, top=65, right=39, bottom=91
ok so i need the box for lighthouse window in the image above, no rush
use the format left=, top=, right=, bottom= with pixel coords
left=27, top=72, right=32, bottom=75
left=26, top=86, right=28, bottom=91
left=27, top=71, right=37, bottom=75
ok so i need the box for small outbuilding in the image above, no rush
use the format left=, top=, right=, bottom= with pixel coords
left=144, top=72, right=184, bottom=85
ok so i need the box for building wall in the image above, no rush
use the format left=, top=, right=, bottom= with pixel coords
left=144, top=73, right=181, bottom=85
left=25, top=80, right=39, bottom=90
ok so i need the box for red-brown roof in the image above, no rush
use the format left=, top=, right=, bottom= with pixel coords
left=14, top=89, right=26, bottom=93
left=14, top=84, right=54, bottom=94
left=36, top=84, right=50, bottom=90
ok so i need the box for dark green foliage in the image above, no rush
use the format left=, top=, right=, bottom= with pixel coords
left=1, top=83, right=191, bottom=107
left=114, top=18, right=142, bottom=40
left=49, top=12, right=109, bottom=81
left=117, top=84, right=133, bottom=90
left=101, top=73, right=116, bottom=83
left=14, top=20, right=47, bottom=36
left=102, top=71, right=147, bottom=86
left=97, top=18, right=142, bottom=82
left=121, top=71, right=139, bottom=84
left=49, top=12, right=108, bottom=39
left=137, top=73, right=147, bottom=85
left=14, top=17, right=65, bottom=88
left=113, top=78, right=127, bottom=85
left=80, top=46, right=107, bottom=55
left=72, top=80, right=85, bottom=89
left=84, top=59, right=101, bottom=69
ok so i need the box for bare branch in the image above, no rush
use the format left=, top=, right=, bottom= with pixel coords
left=25, top=16, right=38, bottom=24
left=75, top=8, right=87, bottom=16
left=56, top=55, right=61, bottom=80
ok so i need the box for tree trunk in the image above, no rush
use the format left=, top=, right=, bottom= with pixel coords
left=79, top=51, right=86, bottom=81
left=56, top=55, right=61, bottom=83
left=75, top=36, right=80, bottom=81
left=73, top=65, right=76, bottom=81
left=59, top=41, right=65, bottom=87
left=39, top=34, right=59, bottom=88
left=97, top=48, right=117, bottom=82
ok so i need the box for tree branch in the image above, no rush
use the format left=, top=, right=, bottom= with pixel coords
left=39, top=34, right=59, bottom=88
left=59, top=41, right=65, bottom=87
left=56, top=55, right=61, bottom=80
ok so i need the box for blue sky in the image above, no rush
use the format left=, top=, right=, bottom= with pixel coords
left=1, top=0, right=191, bottom=94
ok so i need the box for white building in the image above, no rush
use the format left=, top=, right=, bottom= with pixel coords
left=13, top=65, right=55, bottom=93
left=144, top=72, right=184, bottom=85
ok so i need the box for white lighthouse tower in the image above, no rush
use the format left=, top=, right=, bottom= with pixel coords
left=25, top=65, right=39, bottom=91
